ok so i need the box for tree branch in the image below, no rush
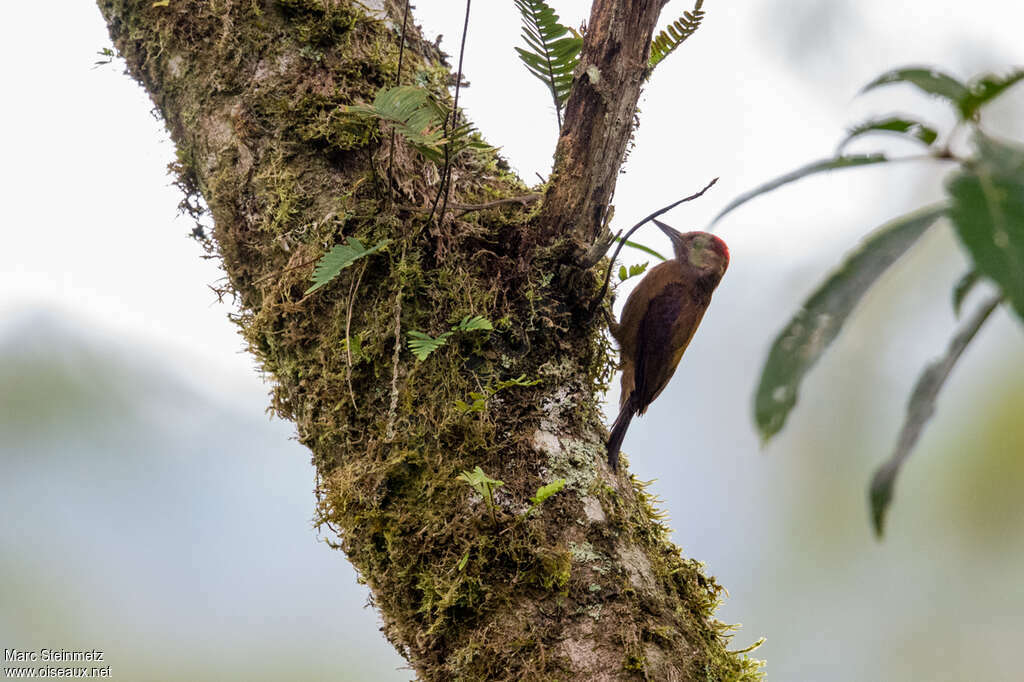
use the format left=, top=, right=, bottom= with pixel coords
left=539, top=0, right=670, bottom=245
left=94, top=0, right=760, bottom=679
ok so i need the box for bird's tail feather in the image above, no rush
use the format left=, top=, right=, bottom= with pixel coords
left=606, top=397, right=636, bottom=471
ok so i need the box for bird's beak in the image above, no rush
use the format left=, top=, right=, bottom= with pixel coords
left=652, top=219, right=687, bottom=257
left=651, top=219, right=683, bottom=240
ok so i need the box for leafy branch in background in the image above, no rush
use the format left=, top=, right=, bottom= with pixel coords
left=715, top=65, right=1024, bottom=536
left=513, top=0, right=582, bottom=129
left=869, top=294, right=1002, bottom=533
left=648, top=0, right=705, bottom=73
left=407, top=315, right=493, bottom=361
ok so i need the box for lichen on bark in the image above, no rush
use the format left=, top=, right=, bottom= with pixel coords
left=96, top=0, right=764, bottom=678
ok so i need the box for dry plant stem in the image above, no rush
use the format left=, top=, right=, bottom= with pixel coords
left=428, top=0, right=471, bottom=225
left=345, top=260, right=368, bottom=410
left=251, top=255, right=318, bottom=285
left=454, top=193, right=542, bottom=214
left=438, top=0, right=472, bottom=223
left=386, top=0, right=412, bottom=191
left=539, top=0, right=671, bottom=243
left=399, top=193, right=542, bottom=215
left=385, top=244, right=407, bottom=442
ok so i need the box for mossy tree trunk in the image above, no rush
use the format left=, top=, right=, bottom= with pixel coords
left=97, top=0, right=761, bottom=678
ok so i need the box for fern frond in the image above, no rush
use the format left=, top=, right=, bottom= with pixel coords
left=617, top=262, right=649, bottom=282
left=453, top=315, right=493, bottom=332
left=305, top=237, right=390, bottom=295
left=344, top=84, right=487, bottom=165
left=514, top=0, right=582, bottom=128
left=649, top=0, right=705, bottom=72
left=446, top=120, right=491, bottom=157
left=345, top=86, right=446, bottom=161
left=407, top=314, right=494, bottom=361
left=344, top=86, right=488, bottom=164
left=407, top=330, right=452, bottom=361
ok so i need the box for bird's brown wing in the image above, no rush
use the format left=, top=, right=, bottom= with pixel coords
left=615, top=260, right=674, bottom=408
left=634, top=282, right=707, bottom=414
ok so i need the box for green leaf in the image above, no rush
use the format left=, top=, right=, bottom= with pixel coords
left=457, top=550, right=470, bottom=571
left=860, top=66, right=1024, bottom=121
left=960, top=69, right=1024, bottom=119
left=345, top=86, right=446, bottom=161
left=455, top=375, right=539, bottom=415
left=837, top=116, right=938, bottom=153
left=407, top=330, right=452, bottom=361
left=710, top=155, right=888, bottom=226
left=514, top=0, right=582, bottom=125
left=344, top=86, right=487, bottom=163
left=454, top=397, right=486, bottom=414
left=754, top=205, right=947, bottom=441
left=649, top=1, right=705, bottom=72
left=530, top=479, right=565, bottom=506
left=869, top=295, right=1001, bottom=537
left=611, top=235, right=667, bottom=261
left=861, top=66, right=970, bottom=116
left=951, top=270, right=980, bottom=317
left=416, top=315, right=493, bottom=364
left=457, top=466, right=502, bottom=489
left=492, top=374, right=542, bottom=392
left=947, top=134, right=1024, bottom=321
left=628, top=262, right=649, bottom=278
left=457, top=466, right=504, bottom=510
left=618, top=237, right=667, bottom=262
left=617, top=262, right=650, bottom=282
left=454, top=315, right=494, bottom=332
left=305, top=238, right=390, bottom=294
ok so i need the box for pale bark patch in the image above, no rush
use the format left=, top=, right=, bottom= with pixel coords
left=617, top=541, right=656, bottom=593
left=582, top=495, right=606, bottom=523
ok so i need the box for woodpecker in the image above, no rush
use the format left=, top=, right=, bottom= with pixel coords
left=606, top=220, right=730, bottom=470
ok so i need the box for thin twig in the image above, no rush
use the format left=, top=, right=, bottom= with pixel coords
left=385, top=243, right=408, bottom=441
left=344, top=260, right=368, bottom=410
left=399, top=193, right=541, bottom=215
left=427, top=0, right=472, bottom=225
left=488, top=487, right=499, bottom=530
left=251, top=256, right=318, bottom=286
left=455, top=192, right=541, bottom=214
left=590, top=177, right=718, bottom=314
left=439, top=0, right=472, bottom=223
left=395, top=0, right=410, bottom=86
left=386, top=0, right=412, bottom=192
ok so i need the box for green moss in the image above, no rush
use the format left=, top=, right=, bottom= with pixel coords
left=624, top=652, right=646, bottom=672
left=277, top=0, right=358, bottom=47
left=534, top=547, right=572, bottom=590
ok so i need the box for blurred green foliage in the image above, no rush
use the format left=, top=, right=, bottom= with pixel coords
left=718, top=65, right=1024, bottom=535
